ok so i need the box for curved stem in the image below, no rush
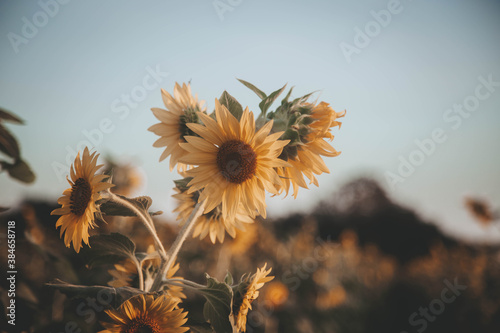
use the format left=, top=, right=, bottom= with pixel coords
left=150, top=199, right=206, bottom=291
left=108, top=192, right=167, bottom=261
left=163, top=280, right=201, bottom=293
left=166, top=278, right=206, bottom=289
left=133, top=257, right=144, bottom=291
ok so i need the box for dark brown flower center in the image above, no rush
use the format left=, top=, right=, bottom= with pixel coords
left=70, top=178, right=92, bottom=216
left=124, top=316, right=160, bottom=333
left=216, top=140, right=257, bottom=184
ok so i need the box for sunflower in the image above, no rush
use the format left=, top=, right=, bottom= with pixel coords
left=179, top=99, right=289, bottom=220
left=51, top=147, right=111, bottom=253
left=232, top=264, right=274, bottom=332
left=108, top=246, right=186, bottom=300
left=173, top=187, right=254, bottom=243
left=99, top=294, right=188, bottom=333
left=278, top=102, right=345, bottom=198
left=148, top=83, right=206, bottom=171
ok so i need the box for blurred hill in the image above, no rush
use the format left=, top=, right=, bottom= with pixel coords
left=275, top=178, right=461, bottom=264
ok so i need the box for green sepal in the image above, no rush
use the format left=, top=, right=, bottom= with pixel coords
left=219, top=91, right=244, bottom=121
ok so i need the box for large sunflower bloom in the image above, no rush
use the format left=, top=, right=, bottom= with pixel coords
left=148, top=83, right=206, bottom=171
left=179, top=100, right=289, bottom=220
left=173, top=187, right=254, bottom=243
left=278, top=102, right=345, bottom=198
left=232, top=264, right=274, bottom=332
left=99, top=294, right=188, bottom=333
left=51, top=148, right=111, bottom=253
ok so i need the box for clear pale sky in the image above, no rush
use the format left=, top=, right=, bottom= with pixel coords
left=1, top=0, right=499, bottom=243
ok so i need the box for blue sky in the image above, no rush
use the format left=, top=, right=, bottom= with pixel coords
left=1, top=0, right=500, bottom=242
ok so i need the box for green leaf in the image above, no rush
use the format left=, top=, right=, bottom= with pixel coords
left=258, top=83, right=287, bottom=116
left=0, top=108, right=24, bottom=124
left=46, top=279, right=144, bottom=308
left=100, top=195, right=162, bottom=217
left=1, top=159, right=36, bottom=183
left=219, top=91, right=244, bottom=121
left=0, top=124, right=20, bottom=159
left=188, top=322, right=215, bottom=333
left=200, top=274, right=234, bottom=333
left=237, top=79, right=266, bottom=100
left=82, top=233, right=137, bottom=268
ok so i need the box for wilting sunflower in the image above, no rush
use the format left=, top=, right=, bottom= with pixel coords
left=278, top=101, right=345, bottom=198
left=179, top=100, right=289, bottom=220
left=99, top=294, right=188, bottom=333
left=51, top=148, right=111, bottom=253
left=173, top=187, right=254, bottom=243
left=232, top=264, right=274, bottom=332
left=148, top=83, right=206, bottom=171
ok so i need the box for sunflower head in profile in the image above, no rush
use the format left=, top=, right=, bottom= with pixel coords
left=179, top=100, right=289, bottom=220
left=173, top=182, right=254, bottom=243
left=232, top=263, right=274, bottom=332
left=276, top=101, right=345, bottom=198
left=99, top=294, right=188, bottom=333
left=51, top=147, right=112, bottom=253
left=148, top=82, right=206, bottom=172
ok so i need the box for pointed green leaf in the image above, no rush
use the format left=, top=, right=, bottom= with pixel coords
left=219, top=91, right=244, bottom=120
left=281, top=87, right=294, bottom=105
left=1, top=159, right=36, bottom=183
left=258, top=83, right=287, bottom=115
left=0, top=108, right=24, bottom=124
left=82, top=233, right=137, bottom=268
left=200, top=274, right=233, bottom=333
left=0, top=124, right=20, bottom=159
left=237, top=79, right=267, bottom=100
